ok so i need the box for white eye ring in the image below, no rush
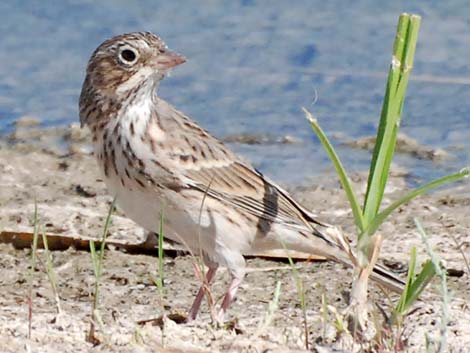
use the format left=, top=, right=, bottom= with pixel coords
left=118, top=46, right=139, bottom=65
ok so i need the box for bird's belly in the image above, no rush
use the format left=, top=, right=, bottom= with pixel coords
left=105, top=173, right=163, bottom=229
left=101, top=170, right=205, bottom=249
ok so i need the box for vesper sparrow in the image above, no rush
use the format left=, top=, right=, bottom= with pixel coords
left=79, top=32, right=402, bottom=322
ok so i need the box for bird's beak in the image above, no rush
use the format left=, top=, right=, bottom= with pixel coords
left=155, top=51, right=186, bottom=70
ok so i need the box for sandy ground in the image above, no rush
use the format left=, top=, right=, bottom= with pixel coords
left=0, top=122, right=469, bottom=352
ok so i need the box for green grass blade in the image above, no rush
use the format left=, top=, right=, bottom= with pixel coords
left=90, top=199, right=115, bottom=279
left=363, top=14, right=421, bottom=226
left=399, top=260, right=435, bottom=315
left=395, top=246, right=417, bottom=315
left=98, top=199, right=115, bottom=274
left=257, top=280, right=282, bottom=335
left=157, top=210, right=165, bottom=291
left=41, top=227, right=62, bottom=315
left=89, top=240, right=98, bottom=276
left=409, top=260, right=435, bottom=301
left=395, top=245, right=435, bottom=319
left=28, top=201, right=40, bottom=339
left=87, top=198, right=115, bottom=343
left=363, top=15, right=408, bottom=220
left=280, top=240, right=309, bottom=350
left=31, top=201, right=40, bottom=270
left=365, top=169, right=469, bottom=236
left=415, top=218, right=449, bottom=353
left=157, top=209, right=165, bottom=347
left=304, top=107, right=365, bottom=232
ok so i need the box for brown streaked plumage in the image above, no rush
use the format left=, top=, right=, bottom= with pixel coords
left=79, top=32, right=403, bottom=322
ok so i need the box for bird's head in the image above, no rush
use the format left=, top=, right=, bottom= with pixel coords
left=79, top=32, right=185, bottom=127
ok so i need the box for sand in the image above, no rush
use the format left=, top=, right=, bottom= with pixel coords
left=0, top=122, right=468, bottom=352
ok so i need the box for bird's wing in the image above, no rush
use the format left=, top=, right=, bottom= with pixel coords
left=155, top=102, right=330, bottom=235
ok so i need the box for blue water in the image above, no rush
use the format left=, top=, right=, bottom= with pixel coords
left=1, top=1, right=469, bottom=185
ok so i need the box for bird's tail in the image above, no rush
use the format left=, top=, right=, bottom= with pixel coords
left=304, top=223, right=405, bottom=293
left=268, top=183, right=404, bottom=292
left=370, top=262, right=405, bottom=292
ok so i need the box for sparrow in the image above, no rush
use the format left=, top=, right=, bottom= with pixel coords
left=79, top=32, right=402, bottom=322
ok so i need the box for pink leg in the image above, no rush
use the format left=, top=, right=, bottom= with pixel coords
left=216, top=276, right=243, bottom=323
left=187, top=266, right=218, bottom=321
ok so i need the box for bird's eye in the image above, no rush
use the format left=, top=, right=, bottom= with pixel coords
left=118, top=48, right=138, bottom=64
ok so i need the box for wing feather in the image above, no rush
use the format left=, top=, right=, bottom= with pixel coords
left=153, top=99, right=328, bottom=232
